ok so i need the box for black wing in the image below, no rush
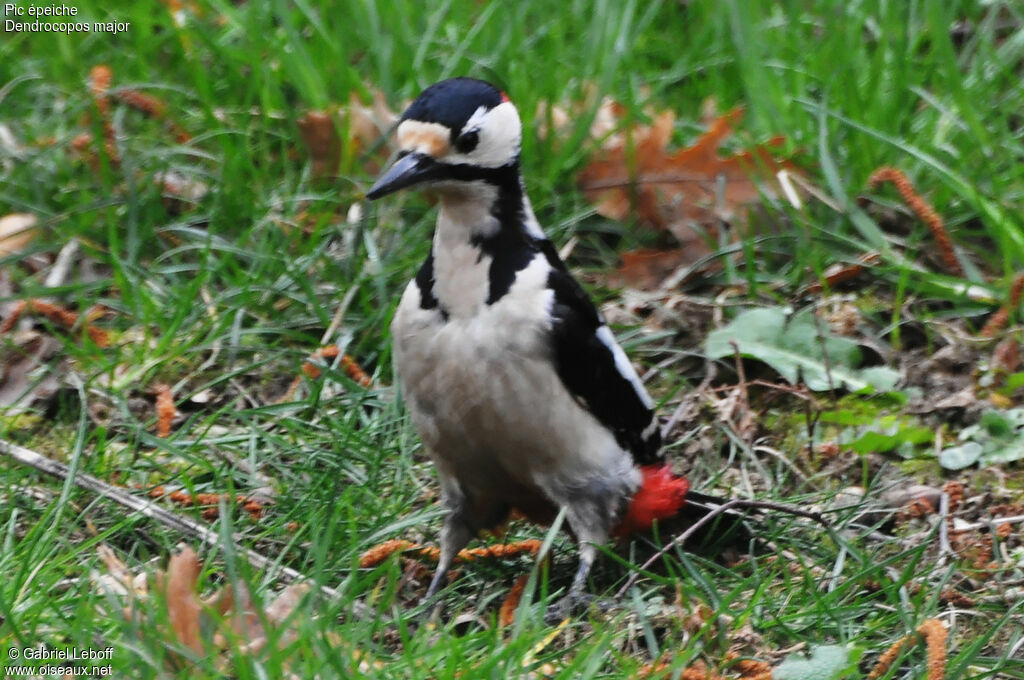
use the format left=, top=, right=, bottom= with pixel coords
left=542, top=244, right=662, bottom=464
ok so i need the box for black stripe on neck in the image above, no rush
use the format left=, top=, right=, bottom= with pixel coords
left=459, top=167, right=542, bottom=305
left=414, top=251, right=448, bottom=320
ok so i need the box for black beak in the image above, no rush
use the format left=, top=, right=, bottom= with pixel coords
left=366, top=152, right=442, bottom=200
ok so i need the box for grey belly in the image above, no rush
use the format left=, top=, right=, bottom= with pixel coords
left=393, top=313, right=639, bottom=508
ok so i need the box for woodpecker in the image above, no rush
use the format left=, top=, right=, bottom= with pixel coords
left=368, top=78, right=726, bottom=617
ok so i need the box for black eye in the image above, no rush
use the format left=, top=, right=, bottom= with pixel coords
left=454, top=129, right=479, bottom=154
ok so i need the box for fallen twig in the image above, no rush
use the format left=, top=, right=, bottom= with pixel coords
left=938, top=491, right=954, bottom=564
left=0, top=439, right=342, bottom=604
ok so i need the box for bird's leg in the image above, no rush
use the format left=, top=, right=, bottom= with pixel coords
left=424, top=514, right=473, bottom=600
left=419, top=480, right=478, bottom=623
left=544, top=496, right=619, bottom=624
left=544, top=541, right=604, bottom=624
left=568, top=541, right=598, bottom=601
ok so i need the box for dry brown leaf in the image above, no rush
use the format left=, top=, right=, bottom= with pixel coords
left=98, top=544, right=313, bottom=672
left=209, top=582, right=265, bottom=651
left=610, top=247, right=702, bottom=289
left=806, top=251, right=882, bottom=294
left=96, top=543, right=133, bottom=587
left=536, top=94, right=624, bottom=148
left=992, top=338, right=1021, bottom=373
left=163, top=547, right=205, bottom=655
left=581, top=107, right=793, bottom=230
left=297, top=111, right=341, bottom=181
left=580, top=106, right=798, bottom=289
left=297, top=88, right=398, bottom=182
left=0, top=213, right=39, bottom=257
left=264, top=582, right=310, bottom=625
left=0, top=329, right=62, bottom=413
left=345, top=88, right=399, bottom=155
left=92, top=543, right=150, bottom=606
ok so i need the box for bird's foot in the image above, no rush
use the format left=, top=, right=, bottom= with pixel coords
left=543, top=592, right=615, bottom=625
left=417, top=596, right=446, bottom=626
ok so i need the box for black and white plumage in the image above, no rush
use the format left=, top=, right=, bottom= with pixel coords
left=368, top=78, right=671, bottom=615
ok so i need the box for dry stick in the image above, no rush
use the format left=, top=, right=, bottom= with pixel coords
left=44, top=238, right=80, bottom=288
left=810, top=307, right=838, bottom=405
left=937, top=492, right=954, bottom=565
left=959, top=513, right=1024, bottom=532
left=615, top=499, right=832, bottom=599
left=729, top=340, right=752, bottom=444
left=0, top=439, right=356, bottom=608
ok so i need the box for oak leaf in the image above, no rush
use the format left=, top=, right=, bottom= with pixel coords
left=580, top=106, right=799, bottom=288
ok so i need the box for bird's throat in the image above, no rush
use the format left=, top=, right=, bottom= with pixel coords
left=428, top=173, right=536, bottom=316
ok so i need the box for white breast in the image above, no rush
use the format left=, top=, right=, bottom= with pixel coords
left=391, top=255, right=639, bottom=506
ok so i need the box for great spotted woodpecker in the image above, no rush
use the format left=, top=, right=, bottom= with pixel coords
left=368, top=78, right=727, bottom=617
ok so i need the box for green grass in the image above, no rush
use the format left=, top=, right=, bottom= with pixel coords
left=2, top=0, right=1024, bottom=677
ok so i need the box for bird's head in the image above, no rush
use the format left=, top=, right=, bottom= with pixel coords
left=366, top=78, right=522, bottom=200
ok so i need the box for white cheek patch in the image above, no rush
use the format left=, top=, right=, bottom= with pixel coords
left=464, top=105, right=490, bottom=131
left=445, top=101, right=522, bottom=168
left=397, top=119, right=451, bottom=158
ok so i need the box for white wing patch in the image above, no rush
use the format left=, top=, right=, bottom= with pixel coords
left=595, top=325, right=654, bottom=410
left=521, top=194, right=546, bottom=239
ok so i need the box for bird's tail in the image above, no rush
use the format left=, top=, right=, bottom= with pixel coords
left=613, top=465, right=751, bottom=544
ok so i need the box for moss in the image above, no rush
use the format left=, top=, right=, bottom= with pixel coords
left=4, top=421, right=79, bottom=461
left=898, top=458, right=943, bottom=480
left=0, top=412, right=45, bottom=439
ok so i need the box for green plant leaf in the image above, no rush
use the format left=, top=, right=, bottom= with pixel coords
left=938, top=408, right=1024, bottom=469
left=705, top=308, right=900, bottom=393
left=939, top=441, right=984, bottom=470
left=773, top=644, right=860, bottom=680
